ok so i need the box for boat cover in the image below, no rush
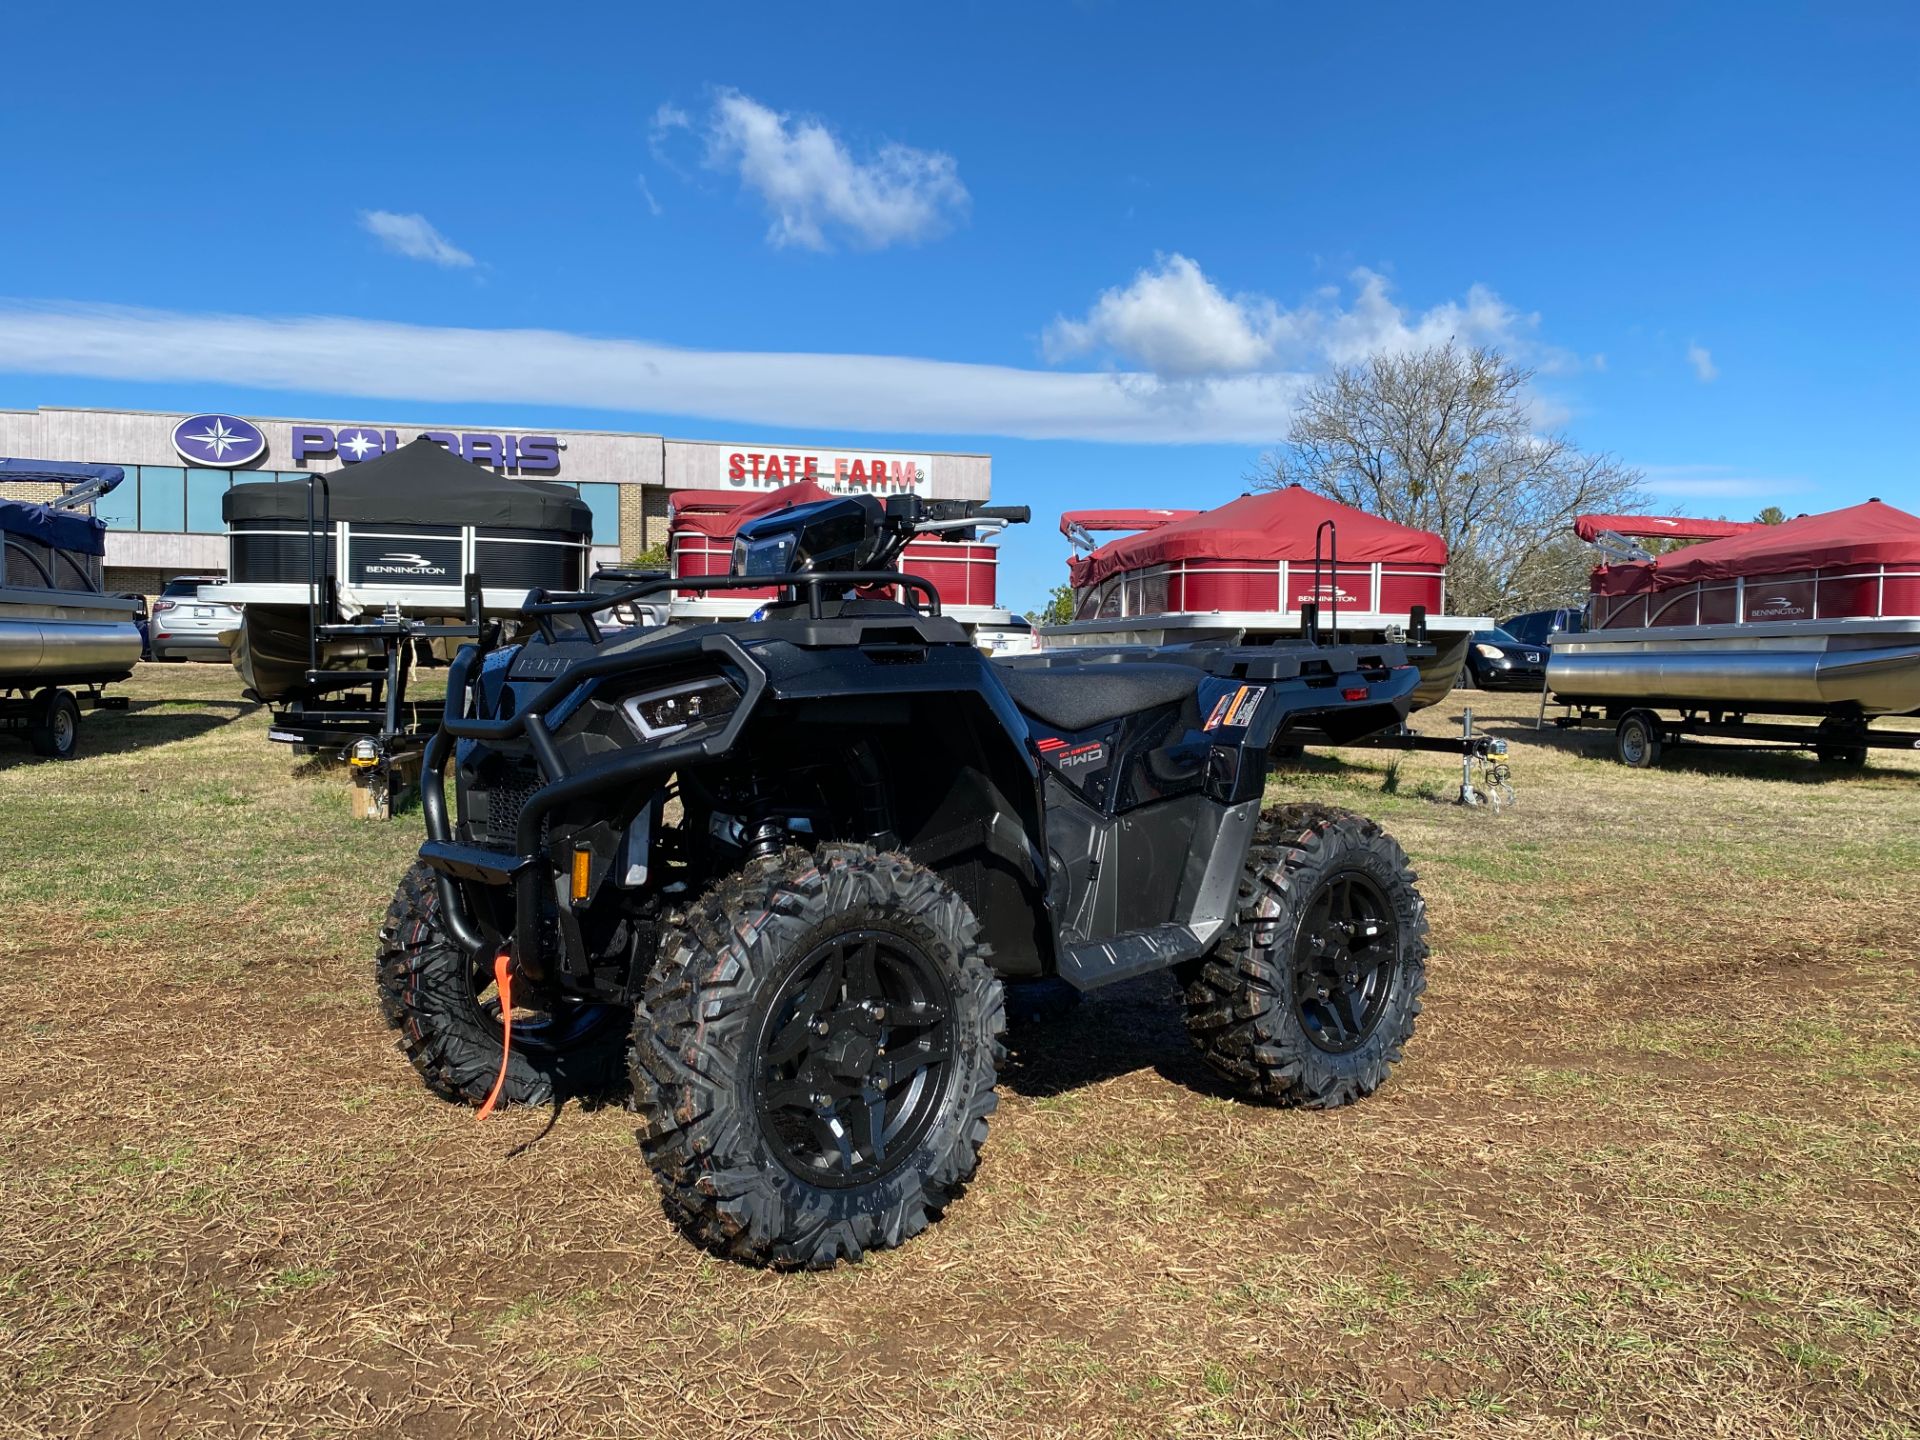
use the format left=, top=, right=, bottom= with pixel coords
left=1594, top=500, right=1920, bottom=595
left=1573, top=513, right=1765, bottom=543
left=668, top=482, right=838, bottom=538
left=1059, top=508, right=1201, bottom=538
left=1069, top=486, right=1446, bottom=590
left=0, top=499, right=108, bottom=556
left=224, top=437, right=592, bottom=532
left=0, top=460, right=124, bottom=556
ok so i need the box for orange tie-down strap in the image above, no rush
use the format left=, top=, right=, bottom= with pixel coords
left=477, top=950, right=514, bottom=1120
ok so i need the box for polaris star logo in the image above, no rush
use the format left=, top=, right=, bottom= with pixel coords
left=172, top=413, right=267, bottom=468
left=366, top=552, right=450, bottom=578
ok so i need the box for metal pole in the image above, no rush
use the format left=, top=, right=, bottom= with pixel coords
left=1459, top=707, right=1478, bottom=806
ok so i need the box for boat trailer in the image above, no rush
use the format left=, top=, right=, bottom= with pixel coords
left=1546, top=701, right=1920, bottom=770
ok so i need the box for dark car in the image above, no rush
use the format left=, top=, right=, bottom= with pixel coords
left=1463, top=626, right=1548, bottom=690
left=1500, top=606, right=1585, bottom=649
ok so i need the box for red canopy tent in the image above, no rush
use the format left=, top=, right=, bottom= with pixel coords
left=1573, top=513, right=1765, bottom=544
left=1059, top=508, right=1200, bottom=539
left=1068, top=487, right=1448, bottom=619
left=1589, top=500, right=1920, bottom=627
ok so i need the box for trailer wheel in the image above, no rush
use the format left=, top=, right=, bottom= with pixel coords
left=1179, top=805, right=1428, bottom=1109
left=1816, top=744, right=1868, bottom=768
left=1615, top=712, right=1662, bottom=769
left=631, top=845, right=1004, bottom=1268
left=27, top=690, right=81, bottom=760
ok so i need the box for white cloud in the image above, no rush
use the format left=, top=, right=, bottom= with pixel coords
left=667, top=89, right=968, bottom=250
left=0, top=300, right=1308, bottom=444
left=1044, top=254, right=1284, bottom=377
left=1046, top=260, right=1539, bottom=379
left=1687, top=342, right=1718, bottom=383
left=635, top=174, right=663, bottom=217
left=357, top=211, right=476, bottom=269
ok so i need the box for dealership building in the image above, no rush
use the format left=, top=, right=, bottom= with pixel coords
left=0, top=406, right=991, bottom=595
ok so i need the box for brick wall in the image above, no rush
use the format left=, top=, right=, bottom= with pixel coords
left=618, top=485, right=672, bottom=559
left=103, top=566, right=202, bottom=599
left=0, top=480, right=63, bottom=503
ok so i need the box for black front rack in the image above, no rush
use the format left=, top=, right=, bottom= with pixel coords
left=424, top=564, right=944, bottom=960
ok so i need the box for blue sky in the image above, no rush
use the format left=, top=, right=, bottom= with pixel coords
left=2, top=2, right=1915, bottom=607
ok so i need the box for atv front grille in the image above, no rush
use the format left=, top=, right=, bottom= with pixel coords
left=482, top=762, right=546, bottom=847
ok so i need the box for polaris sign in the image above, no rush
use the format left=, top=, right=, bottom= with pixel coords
left=173, top=414, right=268, bottom=468
left=292, top=425, right=562, bottom=474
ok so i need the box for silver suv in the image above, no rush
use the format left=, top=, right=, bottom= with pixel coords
left=150, top=575, right=241, bottom=662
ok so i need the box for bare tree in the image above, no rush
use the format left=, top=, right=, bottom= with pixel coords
left=1254, top=344, right=1642, bottom=616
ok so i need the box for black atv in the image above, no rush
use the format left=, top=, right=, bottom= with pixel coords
left=376, top=493, right=1431, bottom=1267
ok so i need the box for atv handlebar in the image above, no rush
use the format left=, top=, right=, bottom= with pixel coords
left=973, top=504, right=1030, bottom=524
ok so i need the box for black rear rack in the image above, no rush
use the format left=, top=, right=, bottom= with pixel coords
left=502, top=569, right=943, bottom=648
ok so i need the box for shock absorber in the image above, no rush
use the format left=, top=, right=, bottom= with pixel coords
left=742, top=815, right=788, bottom=860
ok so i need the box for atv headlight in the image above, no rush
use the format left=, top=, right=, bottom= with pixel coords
left=732, top=532, right=798, bottom=578
left=620, top=675, right=741, bottom=742
left=1473, top=643, right=1505, bottom=660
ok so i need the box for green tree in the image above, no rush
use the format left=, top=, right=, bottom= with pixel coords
left=1754, top=505, right=1787, bottom=525
left=624, top=541, right=669, bottom=571
left=1025, top=583, right=1076, bottom=626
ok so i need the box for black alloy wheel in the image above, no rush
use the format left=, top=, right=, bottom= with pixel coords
left=754, top=928, right=955, bottom=1188
left=1179, top=805, right=1428, bottom=1109
left=1290, top=871, right=1399, bottom=1053
left=633, top=844, right=1004, bottom=1268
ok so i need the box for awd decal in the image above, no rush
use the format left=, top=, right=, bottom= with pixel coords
left=1037, top=736, right=1107, bottom=769
left=1204, top=685, right=1267, bottom=731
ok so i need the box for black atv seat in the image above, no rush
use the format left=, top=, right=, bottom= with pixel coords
left=993, top=660, right=1198, bottom=732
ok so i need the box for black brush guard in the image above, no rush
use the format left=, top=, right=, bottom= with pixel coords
left=419, top=569, right=942, bottom=970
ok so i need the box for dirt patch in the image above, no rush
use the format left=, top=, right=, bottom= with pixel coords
left=3, top=675, right=1918, bottom=1438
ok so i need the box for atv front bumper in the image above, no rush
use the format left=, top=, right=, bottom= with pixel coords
left=418, top=630, right=766, bottom=972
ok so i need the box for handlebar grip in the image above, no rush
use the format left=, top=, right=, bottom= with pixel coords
left=973, top=505, right=1030, bottom=524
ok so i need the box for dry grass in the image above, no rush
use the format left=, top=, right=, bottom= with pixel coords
left=2, top=665, right=1917, bottom=1439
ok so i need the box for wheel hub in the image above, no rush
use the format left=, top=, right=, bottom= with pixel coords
left=1291, top=870, right=1398, bottom=1053
left=755, top=929, right=954, bottom=1188
left=822, top=1020, right=881, bottom=1081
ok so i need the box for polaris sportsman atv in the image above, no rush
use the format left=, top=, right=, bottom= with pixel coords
left=377, top=493, right=1431, bottom=1268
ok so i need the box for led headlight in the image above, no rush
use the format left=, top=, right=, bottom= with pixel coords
left=619, top=675, right=741, bottom=741
left=1473, top=643, right=1505, bottom=660
left=732, top=532, right=798, bottom=578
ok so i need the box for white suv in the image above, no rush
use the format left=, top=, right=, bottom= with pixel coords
left=149, top=575, right=241, bottom=662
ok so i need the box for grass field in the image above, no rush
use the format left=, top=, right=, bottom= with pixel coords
left=3, top=662, right=1917, bottom=1439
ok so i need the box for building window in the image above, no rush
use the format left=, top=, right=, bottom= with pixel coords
left=186, top=469, right=229, bottom=533
left=138, top=466, right=186, bottom=532
left=95, top=466, right=139, bottom=531
left=577, top=483, right=621, bottom=545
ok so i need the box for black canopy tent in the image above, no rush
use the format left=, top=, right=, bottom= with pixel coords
left=213, top=439, right=597, bottom=811
left=224, top=436, right=594, bottom=532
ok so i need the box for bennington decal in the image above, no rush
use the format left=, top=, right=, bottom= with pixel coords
left=1036, top=736, right=1106, bottom=769
left=366, top=552, right=451, bottom=578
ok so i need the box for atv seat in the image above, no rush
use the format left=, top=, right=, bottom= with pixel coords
left=992, top=660, right=1198, bottom=732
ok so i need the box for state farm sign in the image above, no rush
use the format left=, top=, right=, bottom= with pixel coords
left=720, top=447, right=932, bottom=494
